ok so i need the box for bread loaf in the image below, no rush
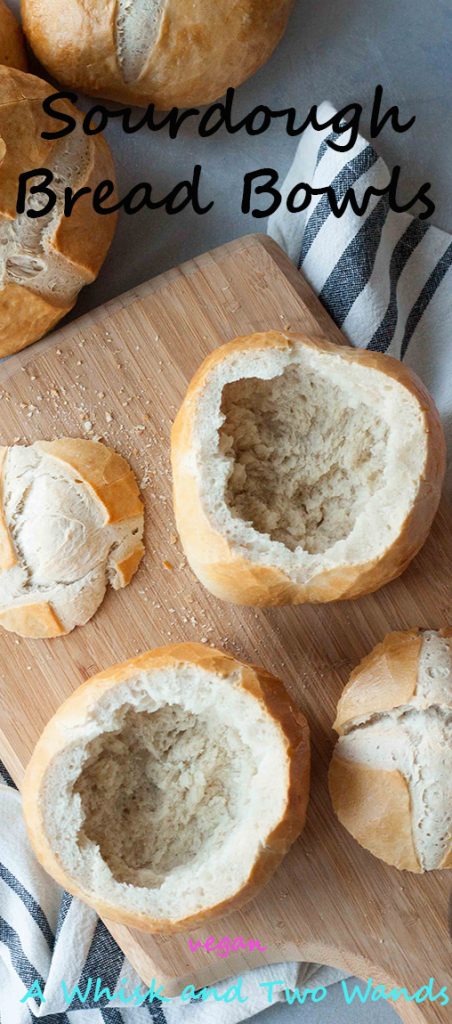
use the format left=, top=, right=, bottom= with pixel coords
left=171, top=331, right=445, bottom=606
left=22, top=643, right=310, bottom=931
left=0, top=438, right=144, bottom=638
left=0, top=66, right=116, bottom=357
left=0, top=0, right=27, bottom=69
left=21, top=0, right=294, bottom=109
left=329, top=629, right=452, bottom=872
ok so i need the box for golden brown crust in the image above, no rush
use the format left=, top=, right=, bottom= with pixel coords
left=0, top=601, right=65, bottom=638
left=114, top=542, right=146, bottom=587
left=334, top=630, right=422, bottom=734
left=0, top=447, right=16, bottom=571
left=35, top=438, right=144, bottom=524
left=22, top=0, right=294, bottom=109
left=171, top=331, right=445, bottom=607
left=328, top=756, right=421, bottom=873
left=330, top=629, right=452, bottom=873
left=22, top=642, right=310, bottom=932
left=51, top=133, right=117, bottom=280
left=0, top=284, right=74, bottom=359
left=0, top=0, right=27, bottom=70
left=0, top=65, right=117, bottom=355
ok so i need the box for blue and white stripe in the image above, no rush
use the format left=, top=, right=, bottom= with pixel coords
left=0, top=776, right=170, bottom=1024
left=269, top=101, right=452, bottom=484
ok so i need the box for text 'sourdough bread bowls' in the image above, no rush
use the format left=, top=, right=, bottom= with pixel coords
left=0, top=66, right=116, bottom=357
left=0, top=438, right=144, bottom=639
left=329, top=628, right=452, bottom=872
left=0, top=0, right=27, bottom=69
left=22, top=644, right=310, bottom=932
left=22, top=0, right=294, bottom=109
left=171, top=332, right=445, bottom=606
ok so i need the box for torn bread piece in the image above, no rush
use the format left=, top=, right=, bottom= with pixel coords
left=171, top=332, right=445, bottom=606
left=22, top=643, right=310, bottom=931
left=0, top=438, right=144, bottom=638
left=329, top=628, right=452, bottom=872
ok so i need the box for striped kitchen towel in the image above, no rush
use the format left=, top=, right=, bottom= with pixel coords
left=0, top=764, right=344, bottom=1022
left=268, top=100, right=452, bottom=491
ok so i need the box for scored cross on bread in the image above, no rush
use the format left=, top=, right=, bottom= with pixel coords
left=329, top=629, right=452, bottom=872
left=0, top=66, right=117, bottom=357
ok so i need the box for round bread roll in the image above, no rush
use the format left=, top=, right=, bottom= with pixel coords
left=0, top=66, right=117, bottom=357
left=329, top=628, right=452, bottom=873
left=0, top=0, right=27, bottom=69
left=21, top=0, right=294, bottom=109
left=171, top=332, right=445, bottom=606
left=22, top=643, right=310, bottom=931
left=0, top=438, right=145, bottom=638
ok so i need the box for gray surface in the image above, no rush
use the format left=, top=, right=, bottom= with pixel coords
left=7, top=0, right=450, bottom=1021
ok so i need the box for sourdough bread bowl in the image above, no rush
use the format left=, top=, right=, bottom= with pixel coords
left=329, top=628, right=452, bottom=873
left=171, top=332, right=445, bottom=606
left=0, top=0, right=27, bottom=69
left=0, top=66, right=116, bottom=357
left=21, top=0, right=294, bottom=109
left=22, top=643, right=310, bottom=931
left=0, top=438, right=144, bottom=638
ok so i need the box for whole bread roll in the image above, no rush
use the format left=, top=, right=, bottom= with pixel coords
left=21, top=0, right=294, bottom=109
left=171, top=332, right=445, bottom=607
left=0, top=66, right=117, bottom=357
left=0, top=0, right=27, bottom=69
left=329, top=629, right=452, bottom=873
left=0, top=438, right=144, bottom=638
left=22, top=643, right=310, bottom=931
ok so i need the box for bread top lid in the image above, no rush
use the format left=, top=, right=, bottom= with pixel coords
left=22, top=644, right=309, bottom=930
left=334, top=627, right=452, bottom=733
left=172, top=332, right=445, bottom=591
left=0, top=438, right=144, bottom=637
left=0, top=66, right=116, bottom=311
left=331, top=629, right=452, bottom=871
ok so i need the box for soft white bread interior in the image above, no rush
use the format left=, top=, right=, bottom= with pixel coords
left=0, top=438, right=144, bottom=638
left=0, top=0, right=27, bottom=69
left=22, top=644, right=310, bottom=932
left=0, top=66, right=116, bottom=357
left=21, top=0, right=294, bottom=109
left=171, top=332, right=445, bottom=606
left=329, top=628, right=452, bottom=872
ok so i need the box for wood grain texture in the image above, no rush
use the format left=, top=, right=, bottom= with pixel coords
left=0, top=235, right=450, bottom=1021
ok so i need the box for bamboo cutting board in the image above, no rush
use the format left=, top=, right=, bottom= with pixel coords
left=0, top=234, right=451, bottom=1022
